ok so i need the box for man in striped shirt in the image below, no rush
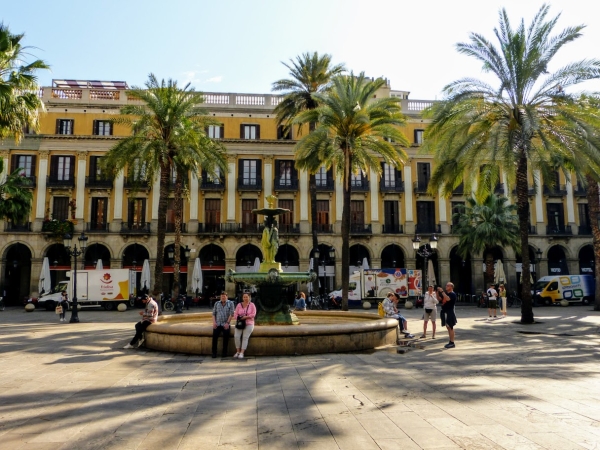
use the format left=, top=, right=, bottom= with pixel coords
left=212, top=291, right=235, bottom=358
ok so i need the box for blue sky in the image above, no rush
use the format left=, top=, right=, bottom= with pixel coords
left=4, top=0, right=600, bottom=99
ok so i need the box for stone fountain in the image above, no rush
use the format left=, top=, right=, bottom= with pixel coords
left=225, top=195, right=316, bottom=325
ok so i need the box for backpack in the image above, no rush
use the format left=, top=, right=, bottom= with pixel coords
left=377, top=302, right=385, bottom=317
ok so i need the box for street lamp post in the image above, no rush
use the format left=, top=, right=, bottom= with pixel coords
left=412, top=235, right=438, bottom=294
left=63, top=232, right=88, bottom=323
left=535, top=248, right=543, bottom=282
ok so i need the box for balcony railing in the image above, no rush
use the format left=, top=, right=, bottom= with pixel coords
left=413, top=180, right=430, bottom=194
left=350, top=223, right=372, bottom=234
left=315, top=179, right=335, bottom=191
left=17, top=175, right=36, bottom=188
left=578, top=225, right=592, bottom=235
left=240, top=223, right=263, bottom=233
left=85, top=222, right=109, bottom=233
left=4, top=222, right=32, bottom=232
left=494, top=183, right=505, bottom=195
left=123, top=177, right=150, bottom=189
left=545, top=225, right=572, bottom=235
left=350, top=179, right=369, bottom=192
left=200, top=178, right=225, bottom=190
left=511, top=186, right=536, bottom=196
left=313, top=224, right=333, bottom=233
left=237, top=177, right=262, bottom=191
left=168, top=178, right=190, bottom=190
left=574, top=186, right=588, bottom=197
left=47, top=175, right=75, bottom=188
left=529, top=225, right=537, bottom=235
left=380, top=179, right=405, bottom=193
left=278, top=223, right=300, bottom=234
left=543, top=185, right=567, bottom=197
left=121, top=222, right=151, bottom=234
left=452, top=184, right=464, bottom=196
left=166, top=223, right=187, bottom=233
left=85, top=176, right=113, bottom=188
left=382, top=224, right=403, bottom=234
left=415, top=223, right=441, bottom=234
left=274, top=178, right=299, bottom=191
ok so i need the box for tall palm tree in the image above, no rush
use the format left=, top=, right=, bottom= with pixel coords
left=294, top=73, right=409, bottom=310
left=0, top=159, right=33, bottom=223
left=0, top=23, right=49, bottom=144
left=272, top=52, right=345, bottom=259
left=104, top=74, right=227, bottom=298
left=423, top=5, right=600, bottom=323
left=452, top=194, right=520, bottom=285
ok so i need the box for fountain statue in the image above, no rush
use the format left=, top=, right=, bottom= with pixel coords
left=226, top=195, right=316, bottom=325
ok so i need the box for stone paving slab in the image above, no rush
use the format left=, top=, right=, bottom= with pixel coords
left=0, top=304, right=599, bottom=449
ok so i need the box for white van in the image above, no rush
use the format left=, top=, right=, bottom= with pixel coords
left=533, top=275, right=595, bottom=305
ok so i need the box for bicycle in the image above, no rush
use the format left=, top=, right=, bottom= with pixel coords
left=163, top=299, right=175, bottom=311
left=507, top=291, right=522, bottom=308
left=308, top=295, right=323, bottom=310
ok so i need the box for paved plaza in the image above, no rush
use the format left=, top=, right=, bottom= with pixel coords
left=0, top=303, right=599, bottom=450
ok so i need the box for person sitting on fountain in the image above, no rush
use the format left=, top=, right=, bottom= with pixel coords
left=383, top=292, right=414, bottom=339
left=261, top=216, right=279, bottom=263
left=293, top=292, right=307, bottom=311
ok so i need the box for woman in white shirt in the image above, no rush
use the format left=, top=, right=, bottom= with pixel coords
left=421, top=285, right=439, bottom=338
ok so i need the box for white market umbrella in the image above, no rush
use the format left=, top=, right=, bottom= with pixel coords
left=140, top=259, right=151, bottom=291
left=494, top=259, right=507, bottom=285
left=362, top=257, right=369, bottom=270
left=253, top=257, right=261, bottom=272
left=191, top=258, right=202, bottom=294
left=95, top=259, right=103, bottom=270
left=39, top=257, right=51, bottom=294
left=307, top=257, right=314, bottom=294
left=427, top=259, right=437, bottom=287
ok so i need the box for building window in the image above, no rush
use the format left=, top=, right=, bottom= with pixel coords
left=546, top=203, right=565, bottom=232
left=132, top=158, right=147, bottom=181
left=50, top=156, right=73, bottom=181
left=416, top=201, right=436, bottom=233
left=53, top=197, right=69, bottom=221
left=316, top=200, right=329, bottom=231
left=89, top=156, right=104, bottom=180
left=351, top=171, right=366, bottom=187
left=207, top=125, right=224, bottom=139
left=382, top=163, right=400, bottom=188
left=11, top=154, right=35, bottom=177
left=578, top=203, right=590, bottom=228
left=277, top=160, right=294, bottom=186
left=93, top=120, right=112, bottom=136
left=315, top=167, right=328, bottom=186
left=451, top=202, right=465, bottom=227
left=205, top=199, right=221, bottom=226
left=242, top=160, right=258, bottom=185
left=56, top=119, right=74, bottom=135
left=416, top=162, right=430, bottom=191
left=207, top=167, right=221, bottom=184
left=277, top=125, right=292, bottom=140
left=278, top=199, right=294, bottom=231
left=351, top=201, right=365, bottom=226
left=240, top=124, right=260, bottom=140
left=414, top=129, right=424, bottom=145
left=128, top=198, right=146, bottom=229
left=241, top=199, right=257, bottom=231
left=90, top=197, right=108, bottom=230
left=384, top=200, right=399, bottom=233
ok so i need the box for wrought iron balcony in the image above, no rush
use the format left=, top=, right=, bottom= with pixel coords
left=200, top=178, right=225, bottom=190
left=273, top=178, right=299, bottom=191
left=545, top=224, right=572, bottom=235
left=237, top=177, right=262, bottom=191
left=413, top=180, right=430, bottom=194
left=529, top=225, right=537, bottom=235
left=511, top=186, right=536, bottom=196
left=85, top=176, right=113, bottom=188
left=315, top=178, right=335, bottom=191
left=166, top=223, right=187, bottom=233
left=17, top=175, right=36, bottom=188
left=574, top=186, right=588, bottom=197
left=452, top=184, right=464, bottom=196
left=4, top=222, right=32, bottom=232
left=350, top=223, right=372, bottom=234
left=578, top=225, right=592, bottom=235
left=382, top=224, right=403, bottom=234
left=123, top=177, right=150, bottom=189
left=47, top=175, right=74, bottom=188
left=543, top=185, right=567, bottom=197
left=279, top=223, right=300, bottom=234
left=313, top=224, right=333, bottom=233
left=197, top=223, right=223, bottom=233
left=121, top=222, right=151, bottom=234
left=85, top=222, right=109, bottom=233
left=350, top=179, right=369, bottom=192
left=415, top=223, right=441, bottom=234
left=380, top=179, right=405, bottom=193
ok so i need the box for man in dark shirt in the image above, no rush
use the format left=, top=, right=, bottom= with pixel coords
left=438, top=282, right=457, bottom=349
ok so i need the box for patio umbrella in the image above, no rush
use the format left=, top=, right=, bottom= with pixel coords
left=307, top=257, right=314, bottom=294
left=140, top=259, right=151, bottom=291
left=253, top=257, right=261, bottom=272
left=362, top=257, right=369, bottom=270
left=95, top=259, right=103, bottom=270
left=191, top=258, right=202, bottom=294
left=39, top=257, right=51, bottom=294
left=494, top=260, right=507, bottom=285
left=427, top=259, right=437, bottom=287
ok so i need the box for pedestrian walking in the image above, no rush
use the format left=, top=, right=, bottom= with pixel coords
left=233, top=293, right=257, bottom=359
left=211, top=291, right=235, bottom=358
left=58, top=291, right=68, bottom=322
left=123, top=294, right=158, bottom=349
left=421, top=285, right=439, bottom=338
left=498, top=284, right=507, bottom=318
left=439, top=282, right=457, bottom=349
left=487, top=283, right=498, bottom=319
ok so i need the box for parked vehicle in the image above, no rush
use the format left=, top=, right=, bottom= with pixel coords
left=533, top=275, right=595, bottom=305
left=35, top=269, right=135, bottom=311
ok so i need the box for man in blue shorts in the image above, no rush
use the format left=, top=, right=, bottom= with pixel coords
left=438, top=282, right=457, bottom=349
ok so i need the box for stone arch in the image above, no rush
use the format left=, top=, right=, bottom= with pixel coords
left=449, top=245, right=472, bottom=296
left=547, top=244, right=570, bottom=275
left=349, top=243, right=371, bottom=268
left=275, top=243, right=300, bottom=268
left=235, top=243, right=263, bottom=267
left=578, top=244, right=594, bottom=276
left=380, top=244, right=405, bottom=269
left=84, top=243, right=112, bottom=269
left=2, top=242, right=33, bottom=306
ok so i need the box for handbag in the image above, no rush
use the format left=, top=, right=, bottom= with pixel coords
left=235, top=305, right=249, bottom=329
left=425, top=308, right=433, bottom=314
left=55, top=305, right=63, bottom=314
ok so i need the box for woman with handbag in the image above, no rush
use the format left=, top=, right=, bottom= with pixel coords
left=57, top=292, right=68, bottom=322
left=421, top=285, right=439, bottom=338
left=233, top=293, right=256, bottom=359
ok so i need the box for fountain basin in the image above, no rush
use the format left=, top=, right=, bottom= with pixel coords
left=145, top=311, right=398, bottom=356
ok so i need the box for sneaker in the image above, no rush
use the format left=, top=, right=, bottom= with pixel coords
left=404, top=333, right=415, bottom=339
left=431, top=336, right=436, bottom=339
left=233, top=352, right=239, bottom=358
left=238, top=353, right=244, bottom=359
left=420, top=335, right=426, bottom=339
left=444, top=342, right=455, bottom=349
left=136, top=338, right=145, bottom=348
left=123, top=344, right=134, bottom=349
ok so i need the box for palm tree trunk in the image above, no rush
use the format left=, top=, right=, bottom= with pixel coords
left=585, top=173, right=600, bottom=311
left=341, top=149, right=352, bottom=311
left=152, top=162, right=170, bottom=298
left=309, top=173, right=319, bottom=254
left=516, top=154, right=534, bottom=323
left=173, top=167, right=184, bottom=299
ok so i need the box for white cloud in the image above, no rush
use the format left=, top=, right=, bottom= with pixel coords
left=204, top=76, right=223, bottom=83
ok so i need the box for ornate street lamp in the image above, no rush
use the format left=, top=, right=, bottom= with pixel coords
left=412, top=234, right=438, bottom=292
left=63, top=232, right=88, bottom=323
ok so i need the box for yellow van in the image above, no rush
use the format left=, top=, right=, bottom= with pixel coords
left=533, top=275, right=595, bottom=306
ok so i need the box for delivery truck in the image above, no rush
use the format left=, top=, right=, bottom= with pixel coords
left=36, top=269, right=136, bottom=311
left=533, top=274, right=595, bottom=305
left=329, top=268, right=423, bottom=307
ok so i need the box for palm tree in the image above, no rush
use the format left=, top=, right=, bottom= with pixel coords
left=272, top=52, right=345, bottom=259
left=423, top=5, right=600, bottom=323
left=0, top=159, right=33, bottom=224
left=0, top=23, right=49, bottom=144
left=294, top=73, right=409, bottom=310
left=452, top=194, right=520, bottom=285
left=104, top=74, right=227, bottom=298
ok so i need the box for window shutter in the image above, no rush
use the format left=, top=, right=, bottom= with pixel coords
left=55, top=119, right=60, bottom=134
left=291, top=163, right=298, bottom=179
left=238, top=159, right=244, bottom=178
left=256, top=125, right=260, bottom=140
left=220, top=125, right=224, bottom=138
left=274, top=160, right=280, bottom=178
left=69, top=120, right=74, bottom=135
left=50, top=156, right=58, bottom=178
left=69, top=156, right=75, bottom=180
left=89, top=157, right=97, bottom=178
left=256, top=160, right=262, bottom=179
left=127, top=199, right=134, bottom=225
left=141, top=200, right=146, bottom=224
left=109, top=122, right=113, bottom=136
left=93, top=120, right=98, bottom=135
left=240, top=124, right=244, bottom=139
left=31, top=156, right=37, bottom=175
left=10, top=155, right=17, bottom=172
